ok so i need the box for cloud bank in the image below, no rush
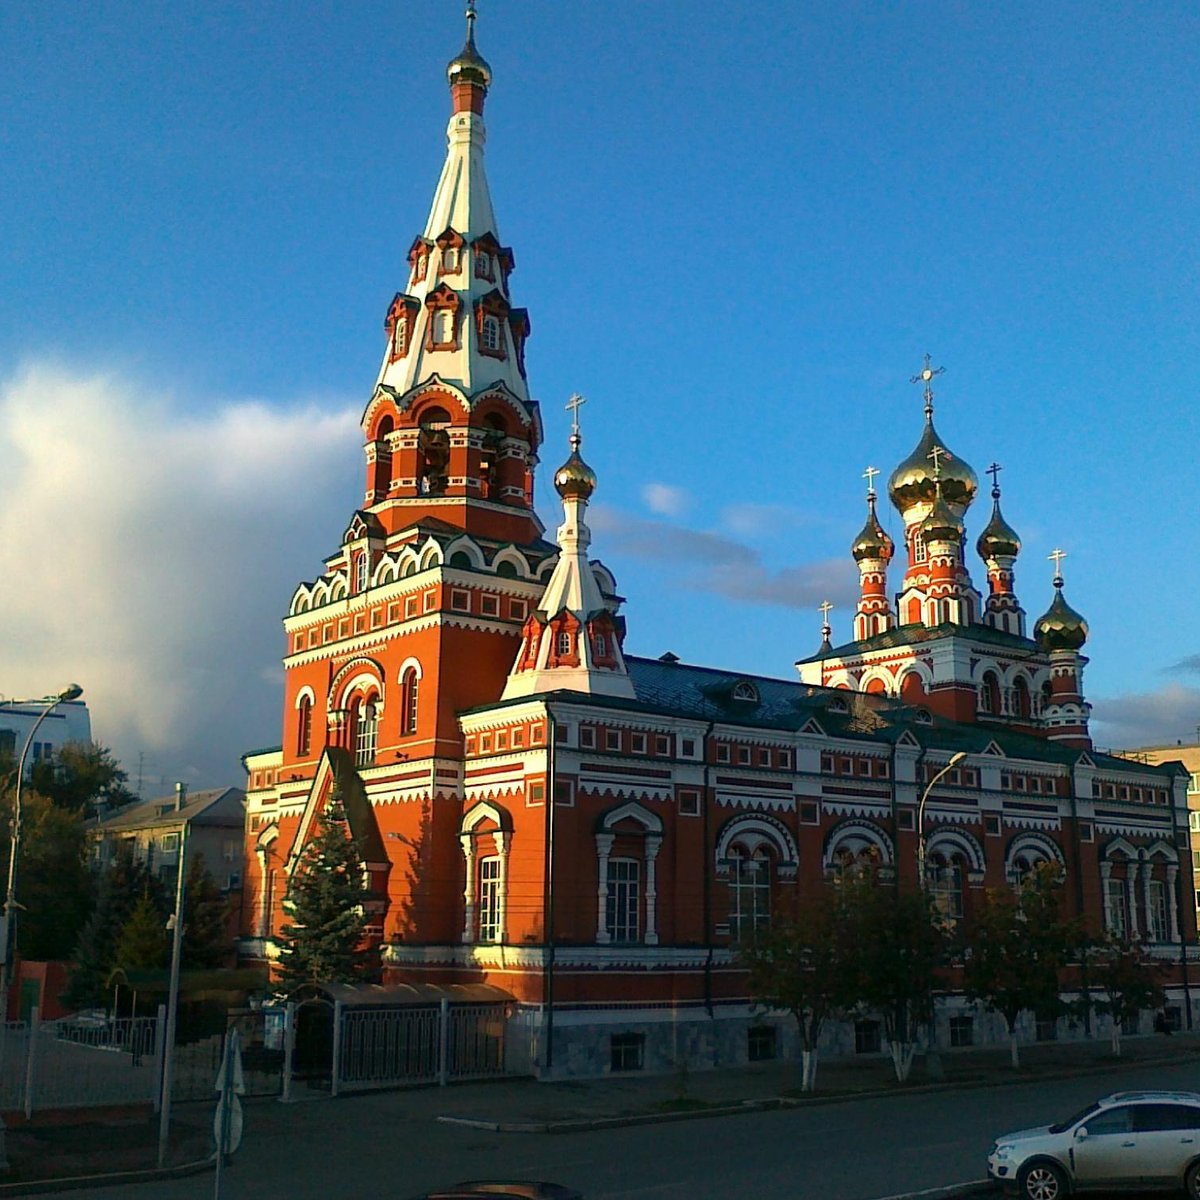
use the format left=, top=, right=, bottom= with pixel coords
left=0, top=360, right=360, bottom=790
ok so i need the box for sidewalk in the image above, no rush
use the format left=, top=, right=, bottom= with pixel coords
left=1, top=1031, right=1198, bottom=1192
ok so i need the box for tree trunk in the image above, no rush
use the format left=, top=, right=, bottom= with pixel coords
left=889, top=1039, right=917, bottom=1082
left=1111, top=1023, right=1121, bottom=1057
left=800, top=1048, right=819, bottom=1092
left=1010, top=1028, right=1021, bottom=1069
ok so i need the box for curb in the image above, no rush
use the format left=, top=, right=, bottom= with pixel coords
left=0, top=1154, right=214, bottom=1197
left=435, top=1048, right=1200, bottom=1136
left=868, top=1181, right=995, bottom=1200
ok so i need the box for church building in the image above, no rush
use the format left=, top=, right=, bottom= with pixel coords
left=240, top=13, right=1193, bottom=1076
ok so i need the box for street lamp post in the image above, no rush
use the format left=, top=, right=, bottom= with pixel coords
left=0, top=684, right=84, bottom=1017
left=916, top=749, right=967, bottom=1081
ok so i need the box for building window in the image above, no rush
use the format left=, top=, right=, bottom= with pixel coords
left=926, top=854, right=964, bottom=920
left=606, top=858, right=640, bottom=943
left=451, top=589, right=471, bottom=612
left=481, top=595, right=499, bottom=617
left=354, top=699, right=378, bottom=767
left=855, top=1020, right=882, bottom=1054
left=1148, top=879, right=1169, bottom=942
left=297, top=697, right=312, bottom=758
left=442, top=246, right=459, bottom=273
left=432, top=308, right=455, bottom=346
left=949, top=1015, right=974, bottom=1047
left=631, top=733, right=646, bottom=754
left=580, top=726, right=596, bottom=749
left=481, top=314, right=502, bottom=352
left=729, top=847, right=772, bottom=942
left=354, top=553, right=369, bottom=593
left=737, top=747, right=751, bottom=765
left=592, top=634, right=608, bottom=658
left=716, top=744, right=731, bottom=764
left=556, top=631, right=572, bottom=656
left=655, top=735, right=670, bottom=755
left=610, top=1032, right=644, bottom=1072
left=160, top=833, right=179, bottom=852
left=678, top=789, right=701, bottom=816
left=475, top=251, right=492, bottom=281
left=747, top=1025, right=777, bottom=1062
left=401, top=668, right=419, bottom=736
left=605, top=729, right=621, bottom=752
left=1105, top=876, right=1128, bottom=939
left=681, top=738, right=696, bottom=757
left=478, top=856, right=501, bottom=943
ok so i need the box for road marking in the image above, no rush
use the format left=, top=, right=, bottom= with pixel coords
left=866, top=1179, right=991, bottom=1200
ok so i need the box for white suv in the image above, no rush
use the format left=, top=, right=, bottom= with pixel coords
left=988, top=1090, right=1200, bottom=1200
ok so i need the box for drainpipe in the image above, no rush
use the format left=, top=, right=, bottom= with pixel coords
left=702, top=721, right=715, bottom=1018
left=1068, top=764, right=1091, bottom=1036
left=542, top=707, right=557, bottom=1073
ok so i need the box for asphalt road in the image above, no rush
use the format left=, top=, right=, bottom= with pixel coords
left=28, top=1058, right=1200, bottom=1200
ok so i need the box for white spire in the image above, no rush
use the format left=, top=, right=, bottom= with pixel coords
left=502, top=400, right=635, bottom=700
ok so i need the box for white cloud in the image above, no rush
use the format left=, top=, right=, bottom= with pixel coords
left=1089, top=682, right=1200, bottom=751
left=641, top=482, right=689, bottom=517
left=0, top=360, right=360, bottom=790
left=721, top=502, right=812, bottom=538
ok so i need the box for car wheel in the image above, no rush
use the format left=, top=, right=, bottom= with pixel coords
left=1019, top=1161, right=1067, bottom=1200
left=1185, top=1161, right=1200, bottom=1200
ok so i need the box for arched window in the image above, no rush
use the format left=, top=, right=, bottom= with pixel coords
left=729, top=845, right=773, bottom=941
left=433, top=309, right=455, bottom=346
left=296, top=696, right=312, bottom=758
left=592, top=633, right=607, bottom=658
left=556, top=631, right=572, bottom=656
left=481, top=314, right=501, bottom=352
left=401, top=667, right=419, bottom=736
left=353, top=697, right=378, bottom=767
left=926, top=851, right=964, bottom=920
left=912, top=531, right=926, bottom=562
left=1104, top=874, right=1129, bottom=938
left=354, top=553, right=369, bottom=594
left=1148, top=878, right=1169, bottom=941
left=442, top=247, right=458, bottom=273
left=1013, top=677, right=1031, bottom=719
left=477, top=856, right=502, bottom=942
left=605, top=858, right=640, bottom=943
left=979, top=671, right=1001, bottom=715
left=475, top=251, right=492, bottom=281
left=1040, top=681, right=1053, bottom=712
left=393, top=318, right=407, bottom=358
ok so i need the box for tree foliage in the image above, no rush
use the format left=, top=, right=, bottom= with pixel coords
left=27, top=742, right=137, bottom=816
left=1088, top=939, right=1166, bottom=1055
left=113, top=892, right=168, bottom=972
left=962, top=862, right=1077, bottom=1067
left=275, top=795, right=371, bottom=992
left=181, top=853, right=233, bottom=969
left=739, top=886, right=853, bottom=1091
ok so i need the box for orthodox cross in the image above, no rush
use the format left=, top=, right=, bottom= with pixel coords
left=466, top=1, right=478, bottom=39
left=927, top=444, right=946, bottom=478
left=1048, top=547, right=1067, bottom=581
left=863, top=465, right=880, bottom=497
left=819, top=600, right=833, bottom=639
left=987, top=462, right=1003, bottom=495
left=566, top=392, right=586, bottom=438
left=910, top=353, right=945, bottom=417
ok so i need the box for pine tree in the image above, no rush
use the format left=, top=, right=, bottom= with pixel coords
left=182, top=854, right=232, bottom=969
left=113, top=892, right=169, bottom=971
left=275, top=794, right=371, bottom=992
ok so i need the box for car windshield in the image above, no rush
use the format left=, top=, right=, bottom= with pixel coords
left=1049, top=1102, right=1101, bottom=1134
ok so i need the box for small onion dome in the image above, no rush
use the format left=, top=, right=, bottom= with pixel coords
left=851, top=499, right=894, bottom=563
left=888, top=418, right=978, bottom=516
left=554, top=437, right=596, bottom=501
left=1034, top=582, right=1089, bottom=651
left=920, top=488, right=964, bottom=542
left=976, top=495, right=1021, bottom=560
left=447, top=28, right=492, bottom=89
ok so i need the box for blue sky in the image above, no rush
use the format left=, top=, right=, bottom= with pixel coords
left=1, top=2, right=1197, bottom=788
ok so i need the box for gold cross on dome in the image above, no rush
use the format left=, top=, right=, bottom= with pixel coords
left=987, top=462, right=1002, bottom=490
left=566, top=392, right=586, bottom=437
left=819, top=600, right=833, bottom=623
left=910, top=353, right=945, bottom=415
left=927, top=444, right=946, bottom=477
left=1048, top=547, right=1067, bottom=578
left=863, top=465, right=880, bottom=496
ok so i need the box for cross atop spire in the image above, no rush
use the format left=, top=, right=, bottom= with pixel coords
left=910, top=353, right=945, bottom=419
left=987, top=461, right=1003, bottom=497
left=927, top=444, right=946, bottom=477
left=863, top=465, right=880, bottom=498
left=1048, top=547, right=1067, bottom=586
left=819, top=600, right=833, bottom=623
left=819, top=600, right=833, bottom=648
left=566, top=392, right=587, bottom=446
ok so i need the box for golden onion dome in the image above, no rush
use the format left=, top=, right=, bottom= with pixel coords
left=888, top=417, right=978, bottom=516
left=554, top=436, right=596, bottom=501
left=447, top=16, right=492, bottom=89
left=920, top=486, right=964, bottom=542
left=1035, top=582, right=1088, bottom=651
left=976, top=493, right=1021, bottom=560
left=851, top=497, right=894, bottom=563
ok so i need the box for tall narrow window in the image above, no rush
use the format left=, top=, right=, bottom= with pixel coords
left=433, top=309, right=455, bottom=346
left=354, top=553, right=369, bottom=594
left=401, top=667, right=420, bottom=736
left=478, top=856, right=501, bottom=942
left=729, top=847, right=772, bottom=941
left=927, top=853, right=964, bottom=920
left=605, top=858, right=640, bottom=943
left=355, top=700, right=378, bottom=768
left=1148, top=879, right=1169, bottom=941
left=556, top=631, right=571, bottom=656
left=912, top=531, right=926, bottom=562
left=393, top=318, right=407, bottom=358
left=481, top=314, right=501, bottom=352
left=296, top=697, right=312, bottom=758
left=442, top=247, right=459, bottom=273
left=1105, top=876, right=1128, bottom=939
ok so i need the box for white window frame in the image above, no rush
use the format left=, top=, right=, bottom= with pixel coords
left=477, top=856, right=502, bottom=943
left=606, top=858, right=640, bottom=944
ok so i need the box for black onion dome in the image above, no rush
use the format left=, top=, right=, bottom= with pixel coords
left=1035, top=584, right=1088, bottom=651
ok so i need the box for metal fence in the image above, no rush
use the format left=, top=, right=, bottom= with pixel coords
left=0, top=1007, right=162, bottom=1116
left=329, top=999, right=508, bottom=1096
left=170, top=1007, right=286, bottom=1103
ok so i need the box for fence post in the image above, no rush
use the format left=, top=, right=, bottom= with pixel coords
left=153, top=1005, right=167, bottom=1112
left=438, top=999, right=449, bottom=1087
left=281, top=1002, right=295, bottom=1104
left=330, top=1001, right=342, bottom=1098
left=22, top=1005, right=39, bottom=1119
